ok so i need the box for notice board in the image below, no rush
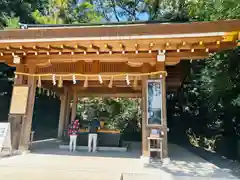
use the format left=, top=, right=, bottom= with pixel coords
left=0, top=123, right=11, bottom=152
left=147, top=79, right=162, bottom=126
left=9, top=85, right=29, bottom=115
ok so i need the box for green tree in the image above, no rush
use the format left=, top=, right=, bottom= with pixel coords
left=93, top=0, right=189, bottom=21
left=32, top=0, right=102, bottom=24
left=173, top=0, right=240, bottom=156
left=187, top=0, right=240, bottom=21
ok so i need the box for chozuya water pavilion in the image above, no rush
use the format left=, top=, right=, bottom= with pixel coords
left=0, top=19, right=239, bottom=162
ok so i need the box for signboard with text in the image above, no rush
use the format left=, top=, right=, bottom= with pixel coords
left=0, top=123, right=11, bottom=153
left=9, top=85, right=29, bottom=115
left=147, top=79, right=162, bottom=126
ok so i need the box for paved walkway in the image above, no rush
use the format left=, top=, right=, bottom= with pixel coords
left=183, top=144, right=240, bottom=178
left=0, top=141, right=238, bottom=180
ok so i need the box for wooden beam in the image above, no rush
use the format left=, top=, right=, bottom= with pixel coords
left=73, top=87, right=140, bottom=94
left=0, top=35, right=233, bottom=51
left=0, top=41, right=234, bottom=58
left=24, top=52, right=157, bottom=63
left=0, top=47, right=234, bottom=67
left=77, top=93, right=141, bottom=98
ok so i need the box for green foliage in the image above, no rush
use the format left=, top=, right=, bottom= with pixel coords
left=32, top=0, right=72, bottom=24
left=0, top=0, right=39, bottom=28
left=77, top=97, right=141, bottom=131
left=232, top=96, right=240, bottom=107
left=71, top=1, right=103, bottom=23
left=32, top=0, right=102, bottom=24
left=187, top=0, right=240, bottom=21
left=93, top=0, right=189, bottom=21
left=5, top=17, right=20, bottom=29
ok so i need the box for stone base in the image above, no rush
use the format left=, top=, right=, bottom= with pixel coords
left=162, top=157, right=171, bottom=165
left=140, top=155, right=150, bottom=166
left=20, top=150, right=31, bottom=155
left=59, top=145, right=127, bottom=152
left=140, top=155, right=171, bottom=166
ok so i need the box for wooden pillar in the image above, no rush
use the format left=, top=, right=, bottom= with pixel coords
left=162, top=75, right=168, bottom=158
left=64, top=90, right=71, bottom=128
left=156, top=61, right=169, bottom=159
left=71, top=91, right=77, bottom=122
left=57, top=88, right=67, bottom=138
left=141, top=76, right=149, bottom=157
left=141, top=63, right=151, bottom=159
left=8, top=65, right=25, bottom=151
left=18, top=66, right=36, bottom=151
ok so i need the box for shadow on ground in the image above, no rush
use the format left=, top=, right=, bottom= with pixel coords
left=28, top=139, right=239, bottom=179
left=181, top=144, right=240, bottom=179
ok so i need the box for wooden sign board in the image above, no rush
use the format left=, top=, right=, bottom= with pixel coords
left=9, top=85, right=29, bottom=115
left=0, top=123, right=12, bottom=153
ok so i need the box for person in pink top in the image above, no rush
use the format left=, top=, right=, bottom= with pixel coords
left=68, top=119, right=79, bottom=152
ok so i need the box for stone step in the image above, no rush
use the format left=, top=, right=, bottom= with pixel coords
left=59, top=145, right=127, bottom=152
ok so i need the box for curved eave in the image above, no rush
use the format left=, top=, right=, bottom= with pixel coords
left=0, top=19, right=239, bottom=42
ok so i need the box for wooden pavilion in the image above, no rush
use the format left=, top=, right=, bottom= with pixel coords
left=0, top=19, right=239, bottom=160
